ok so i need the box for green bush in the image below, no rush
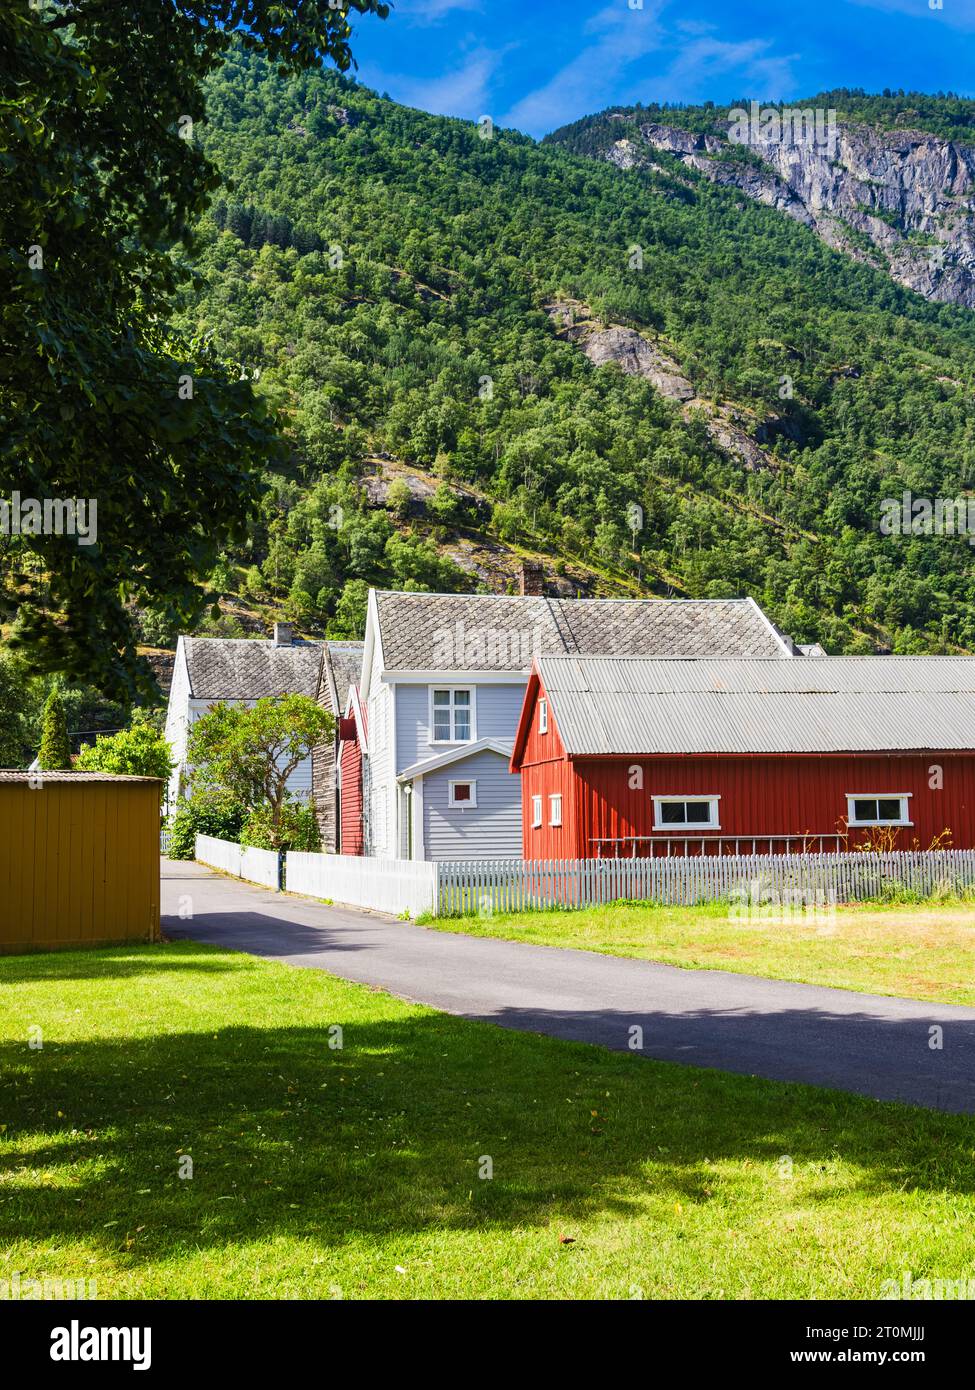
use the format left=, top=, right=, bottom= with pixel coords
left=77, top=714, right=173, bottom=780
left=241, top=798, right=321, bottom=853
left=167, top=788, right=245, bottom=860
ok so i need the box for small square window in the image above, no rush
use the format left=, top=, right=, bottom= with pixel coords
left=449, top=780, right=476, bottom=808
left=549, top=793, right=562, bottom=827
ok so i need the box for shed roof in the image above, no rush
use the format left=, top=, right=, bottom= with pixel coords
left=182, top=637, right=323, bottom=701
left=0, top=771, right=161, bottom=783
left=373, top=591, right=790, bottom=671
left=530, top=655, right=975, bottom=757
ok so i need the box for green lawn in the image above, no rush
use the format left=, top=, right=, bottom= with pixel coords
left=1, top=941, right=973, bottom=1300
left=427, top=900, right=975, bottom=1008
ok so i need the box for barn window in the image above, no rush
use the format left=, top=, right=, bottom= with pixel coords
left=531, top=794, right=543, bottom=828
left=539, top=699, right=548, bottom=734
left=652, top=795, right=720, bottom=830
left=846, top=794, right=911, bottom=827
left=449, top=780, right=477, bottom=808
left=431, top=687, right=474, bottom=742
left=549, top=793, right=562, bottom=826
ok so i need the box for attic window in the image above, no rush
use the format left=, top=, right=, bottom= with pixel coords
left=652, top=795, right=720, bottom=830
left=846, top=794, right=911, bottom=828
left=539, top=699, right=548, bottom=734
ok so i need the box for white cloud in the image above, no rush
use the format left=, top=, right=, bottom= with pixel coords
left=361, top=46, right=508, bottom=121
left=844, top=0, right=975, bottom=29
left=653, top=36, right=801, bottom=103
left=394, top=0, right=483, bottom=23
left=500, top=2, right=666, bottom=135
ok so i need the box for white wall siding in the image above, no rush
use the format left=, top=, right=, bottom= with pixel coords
left=421, top=748, right=522, bottom=861
left=163, top=641, right=191, bottom=810
left=366, top=680, right=394, bottom=857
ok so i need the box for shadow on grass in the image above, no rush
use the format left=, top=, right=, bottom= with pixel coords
left=2, top=966, right=975, bottom=1269
left=0, top=948, right=242, bottom=986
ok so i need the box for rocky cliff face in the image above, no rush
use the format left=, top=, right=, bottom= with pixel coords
left=602, top=120, right=975, bottom=307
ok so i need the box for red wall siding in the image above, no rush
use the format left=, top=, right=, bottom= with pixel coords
left=339, top=736, right=364, bottom=856
left=518, top=677, right=579, bottom=857
left=566, top=753, right=975, bottom=857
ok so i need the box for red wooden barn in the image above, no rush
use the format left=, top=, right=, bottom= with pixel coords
left=510, top=655, right=975, bottom=858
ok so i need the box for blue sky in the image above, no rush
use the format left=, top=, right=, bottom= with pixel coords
left=346, top=0, right=975, bottom=137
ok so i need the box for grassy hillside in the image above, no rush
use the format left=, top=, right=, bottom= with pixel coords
left=171, top=49, right=975, bottom=654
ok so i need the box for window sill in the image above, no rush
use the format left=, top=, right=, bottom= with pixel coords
left=847, top=820, right=914, bottom=829
left=652, top=824, right=722, bottom=833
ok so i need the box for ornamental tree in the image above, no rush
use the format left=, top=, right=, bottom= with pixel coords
left=186, top=695, right=334, bottom=849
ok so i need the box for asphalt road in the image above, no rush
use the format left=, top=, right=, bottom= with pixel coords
left=162, top=858, right=975, bottom=1113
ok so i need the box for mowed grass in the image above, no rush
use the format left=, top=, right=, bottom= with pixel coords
left=427, top=900, right=975, bottom=1007
left=1, top=941, right=974, bottom=1301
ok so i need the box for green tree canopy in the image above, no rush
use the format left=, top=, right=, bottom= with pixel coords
left=0, top=1, right=386, bottom=701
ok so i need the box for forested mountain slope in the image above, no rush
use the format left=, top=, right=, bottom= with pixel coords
left=173, top=51, right=975, bottom=655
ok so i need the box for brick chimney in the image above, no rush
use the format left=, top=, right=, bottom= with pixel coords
left=273, top=621, right=294, bottom=646
left=519, top=560, right=544, bottom=597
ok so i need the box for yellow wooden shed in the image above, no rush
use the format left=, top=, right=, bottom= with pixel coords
left=0, top=771, right=161, bottom=953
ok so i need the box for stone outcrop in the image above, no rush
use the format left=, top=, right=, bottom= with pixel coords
left=545, top=302, right=793, bottom=471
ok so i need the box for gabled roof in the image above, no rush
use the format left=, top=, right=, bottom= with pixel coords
left=516, top=655, right=975, bottom=759
left=181, top=636, right=323, bottom=701
left=371, top=590, right=792, bottom=674
left=320, top=641, right=364, bottom=715
left=397, top=738, right=514, bottom=782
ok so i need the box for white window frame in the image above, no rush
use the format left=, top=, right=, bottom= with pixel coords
left=845, top=793, right=913, bottom=828
left=448, top=779, right=477, bottom=808
left=429, top=686, right=476, bottom=744
left=549, top=793, right=562, bottom=827
left=652, top=794, right=721, bottom=831
left=538, top=698, right=548, bottom=734
left=531, top=794, right=543, bottom=829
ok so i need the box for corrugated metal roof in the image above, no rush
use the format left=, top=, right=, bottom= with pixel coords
left=537, top=656, right=975, bottom=756
left=375, top=592, right=790, bottom=670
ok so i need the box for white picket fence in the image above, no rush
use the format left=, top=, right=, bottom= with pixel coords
left=194, top=838, right=975, bottom=918
left=195, top=834, right=280, bottom=890
left=286, top=851, right=436, bottom=917
left=433, top=850, right=975, bottom=915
